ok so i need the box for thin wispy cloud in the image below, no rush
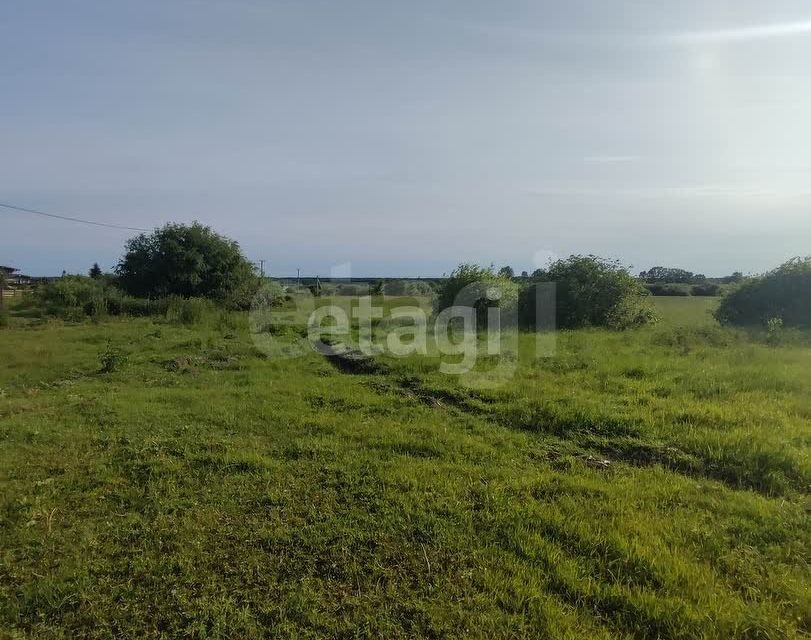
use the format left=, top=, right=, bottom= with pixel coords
left=466, top=18, right=811, bottom=49
left=660, top=19, right=811, bottom=45
left=525, top=184, right=811, bottom=199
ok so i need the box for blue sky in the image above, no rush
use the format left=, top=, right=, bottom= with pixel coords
left=1, top=1, right=810, bottom=276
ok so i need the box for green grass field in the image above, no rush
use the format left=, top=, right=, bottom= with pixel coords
left=0, top=297, right=809, bottom=638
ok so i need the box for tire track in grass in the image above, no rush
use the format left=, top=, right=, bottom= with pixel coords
left=368, top=363, right=800, bottom=497
left=348, top=362, right=733, bottom=493
left=318, top=348, right=805, bottom=638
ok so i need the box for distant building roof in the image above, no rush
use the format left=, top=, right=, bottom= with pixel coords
left=0, top=265, right=19, bottom=274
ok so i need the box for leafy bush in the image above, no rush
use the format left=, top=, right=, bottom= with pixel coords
left=379, top=280, right=405, bottom=296
left=690, top=283, right=721, bottom=297
left=35, top=276, right=109, bottom=317
left=0, top=308, right=8, bottom=328
left=120, top=295, right=167, bottom=317
left=252, top=280, right=287, bottom=308
left=33, top=276, right=168, bottom=319
left=116, top=222, right=259, bottom=308
left=521, top=255, right=655, bottom=330
left=98, top=344, right=128, bottom=373
left=382, top=280, right=435, bottom=297
left=335, top=284, right=365, bottom=296
left=434, top=264, right=519, bottom=329
left=765, top=317, right=785, bottom=346
left=32, top=269, right=240, bottom=323
left=715, top=257, right=811, bottom=328
left=645, top=284, right=690, bottom=297
left=721, top=271, right=744, bottom=284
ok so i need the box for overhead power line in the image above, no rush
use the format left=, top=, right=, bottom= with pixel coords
left=0, top=201, right=150, bottom=232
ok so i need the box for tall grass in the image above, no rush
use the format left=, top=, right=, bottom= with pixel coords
left=164, top=296, right=218, bottom=325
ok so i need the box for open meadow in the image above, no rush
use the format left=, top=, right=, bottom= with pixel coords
left=0, top=296, right=809, bottom=639
left=3, top=3, right=810, bottom=637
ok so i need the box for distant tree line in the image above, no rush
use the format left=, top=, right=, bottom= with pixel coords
left=640, top=266, right=744, bottom=285
left=478, top=263, right=744, bottom=299
left=12, top=221, right=809, bottom=331
left=637, top=266, right=745, bottom=297
left=645, top=283, right=722, bottom=297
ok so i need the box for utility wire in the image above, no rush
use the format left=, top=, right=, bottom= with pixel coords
left=0, top=201, right=150, bottom=232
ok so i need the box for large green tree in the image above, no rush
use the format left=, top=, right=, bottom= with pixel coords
left=116, top=222, right=258, bottom=308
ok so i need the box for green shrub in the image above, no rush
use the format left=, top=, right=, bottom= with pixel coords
left=33, top=276, right=170, bottom=319
left=647, top=282, right=724, bottom=297
left=98, top=344, right=128, bottom=373
left=221, top=275, right=264, bottom=310
left=521, top=255, right=656, bottom=330
left=715, top=257, right=811, bottom=328
left=765, top=317, right=785, bottom=346
left=434, top=264, right=519, bottom=329
left=335, top=284, right=364, bottom=296
left=35, top=275, right=106, bottom=314
left=380, top=280, right=405, bottom=295
left=35, top=276, right=133, bottom=320
left=690, top=283, right=721, bottom=297
left=117, top=295, right=161, bottom=317
left=382, top=280, right=435, bottom=297
left=0, top=308, right=8, bottom=328
left=252, top=280, right=287, bottom=308
left=645, top=284, right=690, bottom=296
